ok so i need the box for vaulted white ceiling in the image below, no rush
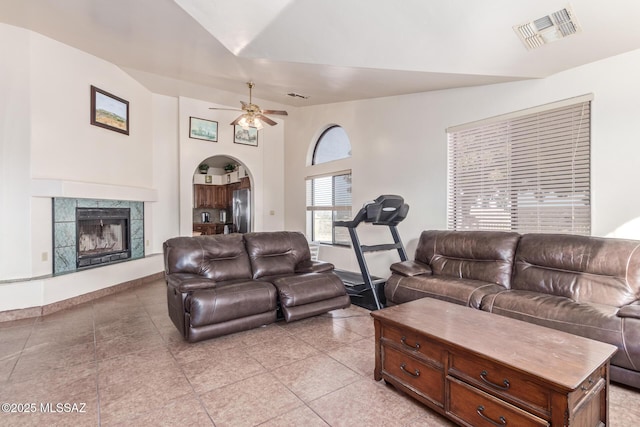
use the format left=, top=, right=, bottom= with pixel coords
left=2, top=0, right=640, bottom=106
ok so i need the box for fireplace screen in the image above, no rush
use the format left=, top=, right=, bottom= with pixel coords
left=76, top=208, right=131, bottom=268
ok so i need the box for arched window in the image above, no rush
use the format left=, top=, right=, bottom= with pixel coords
left=306, top=126, right=352, bottom=245
left=312, top=125, right=351, bottom=164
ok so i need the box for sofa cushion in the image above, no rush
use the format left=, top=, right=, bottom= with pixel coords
left=244, top=231, right=311, bottom=279
left=512, top=234, right=640, bottom=306
left=187, top=281, right=277, bottom=327
left=481, top=290, right=636, bottom=370
left=164, top=234, right=253, bottom=282
left=414, top=230, right=520, bottom=288
left=271, top=271, right=350, bottom=323
left=273, top=272, right=347, bottom=308
left=384, top=274, right=507, bottom=309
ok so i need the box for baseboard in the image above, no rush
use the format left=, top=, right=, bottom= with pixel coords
left=0, top=271, right=165, bottom=323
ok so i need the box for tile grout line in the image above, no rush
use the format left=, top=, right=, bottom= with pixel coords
left=140, top=288, right=218, bottom=426
left=92, top=299, right=102, bottom=426
left=5, top=316, right=38, bottom=383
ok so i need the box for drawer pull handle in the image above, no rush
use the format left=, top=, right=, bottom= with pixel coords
left=477, top=405, right=507, bottom=426
left=401, top=336, right=420, bottom=350
left=400, top=363, right=420, bottom=378
left=581, top=377, right=595, bottom=391
left=480, top=370, right=510, bottom=390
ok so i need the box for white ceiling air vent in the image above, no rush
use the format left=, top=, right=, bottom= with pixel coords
left=514, top=6, right=581, bottom=50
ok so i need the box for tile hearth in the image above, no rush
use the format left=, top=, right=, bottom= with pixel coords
left=0, top=278, right=638, bottom=426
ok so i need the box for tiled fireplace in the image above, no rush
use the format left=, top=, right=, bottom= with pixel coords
left=53, top=198, right=144, bottom=275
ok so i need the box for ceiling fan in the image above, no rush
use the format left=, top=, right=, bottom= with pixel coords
left=209, top=82, right=288, bottom=130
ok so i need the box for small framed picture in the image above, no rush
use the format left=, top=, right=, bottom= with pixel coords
left=189, top=117, right=218, bottom=142
left=234, top=126, right=258, bottom=146
left=205, top=175, right=212, bottom=184
left=90, top=85, right=129, bottom=135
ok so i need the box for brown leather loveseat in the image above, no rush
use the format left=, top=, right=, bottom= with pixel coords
left=385, top=230, right=640, bottom=389
left=163, top=231, right=350, bottom=342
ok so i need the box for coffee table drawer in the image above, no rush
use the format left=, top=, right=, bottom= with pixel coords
left=448, top=377, right=549, bottom=427
left=568, top=366, right=606, bottom=409
left=449, top=351, right=550, bottom=415
left=383, top=345, right=444, bottom=405
left=381, top=324, right=444, bottom=367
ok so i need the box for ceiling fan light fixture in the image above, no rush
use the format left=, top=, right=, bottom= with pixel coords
left=237, top=115, right=263, bottom=130
left=237, top=116, right=248, bottom=128
left=211, top=82, right=287, bottom=129
left=252, top=118, right=264, bottom=130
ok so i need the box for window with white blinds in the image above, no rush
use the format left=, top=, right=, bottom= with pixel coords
left=447, top=95, right=592, bottom=234
left=306, top=172, right=352, bottom=245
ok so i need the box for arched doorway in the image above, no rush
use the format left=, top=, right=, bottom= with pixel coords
left=192, top=155, right=252, bottom=236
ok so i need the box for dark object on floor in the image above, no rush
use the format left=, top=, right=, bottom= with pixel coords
left=334, top=269, right=386, bottom=311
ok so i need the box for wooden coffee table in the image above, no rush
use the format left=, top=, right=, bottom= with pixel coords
left=371, top=298, right=617, bottom=426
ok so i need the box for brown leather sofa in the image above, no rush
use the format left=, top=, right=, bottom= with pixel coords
left=385, top=230, right=640, bottom=389
left=163, top=231, right=350, bottom=342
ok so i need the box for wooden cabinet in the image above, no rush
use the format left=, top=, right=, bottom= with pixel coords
left=215, top=185, right=227, bottom=209
left=194, top=175, right=250, bottom=210
left=193, top=223, right=224, bottom=235
left=194, top=184, right=227, bottom=209
left=372, top=298, right=615, bottom=427
left=239, top=176, right=251, bottom=189
left=194, top=184, right=213, bottom=208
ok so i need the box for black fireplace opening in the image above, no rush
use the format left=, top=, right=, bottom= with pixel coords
left=76, top=207, right=131, bottom=268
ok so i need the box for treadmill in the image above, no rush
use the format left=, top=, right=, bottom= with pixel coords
left=333, top=195, right=409, bottom=310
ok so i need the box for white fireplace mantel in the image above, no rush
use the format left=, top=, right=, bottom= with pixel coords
left=31, top=179, right=158, bottom=202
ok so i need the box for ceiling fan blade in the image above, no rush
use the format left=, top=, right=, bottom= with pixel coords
left=209, top=107, right=243, bottom=112
left=262, top=109, right=288, bottom=116
left=257, top=114, right=278, bottom=126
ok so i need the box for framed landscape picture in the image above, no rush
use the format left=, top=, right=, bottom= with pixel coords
left=234, top=125, right=258, bottom=146
left=90, top=85, right=129, bottom=135
left=189, top=117, right=218, bottom=142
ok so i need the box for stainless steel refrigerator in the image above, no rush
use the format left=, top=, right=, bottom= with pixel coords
left=232, top=189, right=251, bottom=233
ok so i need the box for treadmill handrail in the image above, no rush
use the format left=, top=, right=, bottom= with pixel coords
left=333, top=195, right=409, bottom=228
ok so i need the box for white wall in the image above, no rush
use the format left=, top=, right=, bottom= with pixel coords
left=29, top=40, right=153, bottom=187
left=285, top=49, right=640, bottom=278
left=0, top=24, right=167, bottom=311
left=177, top=96, right=285, bottom=236
left=151, top=94, right=180, bottom=254
left=0, top=25, right=32, bottom=280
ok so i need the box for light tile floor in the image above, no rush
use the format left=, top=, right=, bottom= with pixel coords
left=0, top=278, right=639, bottom=426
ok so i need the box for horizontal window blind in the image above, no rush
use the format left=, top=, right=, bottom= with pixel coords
left=306, top=172, right=352, bottom=244
left=447, top=97, right=591, bottom=234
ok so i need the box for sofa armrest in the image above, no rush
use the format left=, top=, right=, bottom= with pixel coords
left=295, top=260, right=335, bottom=274
left=166, top=273, right=217, bottom=293
left=390, top=260, right=432, bottom=277
left=618, top=302, right=640, bottom=319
